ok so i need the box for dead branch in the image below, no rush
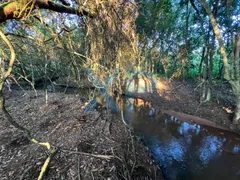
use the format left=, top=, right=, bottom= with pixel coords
left=0, top=0, right=94, bottom=24
left=0, top=29, right=55, bottom=180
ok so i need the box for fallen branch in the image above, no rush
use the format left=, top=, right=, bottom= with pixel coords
left=49, top=119, right=65, bottom=136
left=77, top=154, right=81, bottom=180
left=0, top=29, right=55, bottom=180
left=37, top=146, right=56, bottom=180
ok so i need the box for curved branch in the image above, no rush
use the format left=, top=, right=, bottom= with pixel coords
left=0, top=30, right=56, bottom=180
left=0, top=0, right=93, bottom=24
left=0, top=30, right=15, bottom=89
left=0, top=30, right=31, bottom=137
left=58, top=0, right=70, bottom=6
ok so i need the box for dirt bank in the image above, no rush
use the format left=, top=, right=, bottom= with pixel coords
left=0, top=90, right=163, bottom=180
left=130, top=78, right=240, bottom=133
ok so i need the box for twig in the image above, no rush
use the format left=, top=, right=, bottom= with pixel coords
left=15, top=73, right=38, bottom=96
left=77, top=155, right=81, bottom=180
left=60, top=148, right=114, bottom=160
left=49, top=119, right=65, bottom=136
left=130, top=131, right=136, bottom=177
left=91, top=172, right=95, bottom=180
left=20, top=166, right=32, bottom=180
left=194, top=81, right=204, bottom=91
left=121, top=110, right=131, bottom=127
left=195, top=101, right=203, bottom=113
left=38, top=149, right=56, bottom=180
left=17, top=0, right=35, bottom=19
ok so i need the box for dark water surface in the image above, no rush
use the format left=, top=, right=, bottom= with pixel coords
left=59, top=85, right=240, bottom=180
left=121, top=97, right=240, bottom=180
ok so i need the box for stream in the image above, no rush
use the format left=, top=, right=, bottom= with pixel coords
left=121, top=97, right=240, bottom=180
left=56, top=81, right=240, bottom=180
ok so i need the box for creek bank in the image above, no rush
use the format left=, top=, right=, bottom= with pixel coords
left=125, top=78, right=240, bottom=133
left=123, top=97, right=240, bottom=180
left=0, top=89, right=163, bottom=180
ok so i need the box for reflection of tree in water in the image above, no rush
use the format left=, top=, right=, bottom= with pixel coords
left=135, top=116, right=240, bottom=179
left=198, top=136, right=225, bottom=164
left=133, top=98, right=152, bottom=114
left=134, top=77, right=139, bottom=92
left=121, top=96, right=240, bottom=179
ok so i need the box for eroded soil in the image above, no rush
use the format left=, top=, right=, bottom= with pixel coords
left=0, top=90, right=163, bottom=180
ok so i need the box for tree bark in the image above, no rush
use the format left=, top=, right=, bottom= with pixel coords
left=233, top=95, right=240, bottom=124
left=0, top=0, right=93, bottom=24
left=198, top=0, right=230, bottom=80
left=198, top=47, right=205, bottom=77
left=206, top=42, right=214, bottom=101
left=232, top=33, right=240, bottom=124
left=201, top=46, right=209, bottom=101
left=185, top=0, right=189, bottom=60
left=198, top=0, right=240, bottom=124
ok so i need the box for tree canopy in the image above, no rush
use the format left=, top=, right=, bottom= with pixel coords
left=1, top=0, right=240, bottom=126
left=1, top=0, right=240, bottom=179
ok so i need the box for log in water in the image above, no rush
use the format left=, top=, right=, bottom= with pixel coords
left=121, top=97, right=240, bottom=180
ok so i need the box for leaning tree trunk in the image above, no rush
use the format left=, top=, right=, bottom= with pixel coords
left=198, top=0, right=240, bottom=124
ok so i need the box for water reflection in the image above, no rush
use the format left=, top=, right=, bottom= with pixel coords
left=122, top=97, right=240, bottom=180
left=198, top=136, right=225, bottom=164
left=126, top=76, right=153, bottom=93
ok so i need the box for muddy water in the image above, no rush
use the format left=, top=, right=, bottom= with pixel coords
left=122, top=97, right=240, bottom=180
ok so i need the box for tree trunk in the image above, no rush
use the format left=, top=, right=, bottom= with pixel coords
left=198, top=0, right=240, bottom=124
left=201, top=46, right=209, bottom=101
left=206, top=44, right=214, bottom=101
left=231, top=33, right=240, bottom=124
left=198, top=0, right=230, bottom=80
left=201, top=20, right=213, bottom=102
left=233, top=95, right=240, bottom=124
left=184, top=0, right=189, bottom=70
left=198, top=47, right=205, bottom=77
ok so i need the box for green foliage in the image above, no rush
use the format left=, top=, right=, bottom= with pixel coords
left=186, top=53, right=201, bottom=78
left=0, top=0, right=139, bottom=94
left=212, top=52, right=222, bottom=78
left=1, top=0, right=239, bottom=89
left=135, top=0, right=240, bottom=83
